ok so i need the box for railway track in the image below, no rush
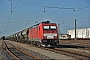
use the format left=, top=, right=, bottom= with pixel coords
left=33, top=44, right=90, bottom=60
left=13, top=41, right=90, bottom=60
left=43, top=47, right=90, bottom=60
left=48, top=48, right=90, bottom=60
left=2, top=40, right=43, bottom=60
left=20, top=42, right=89, bottom=60
left=3, top=40, right=90, bottom=60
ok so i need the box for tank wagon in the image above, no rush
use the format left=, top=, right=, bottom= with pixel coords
left=7, top=21, right=59, bottom=47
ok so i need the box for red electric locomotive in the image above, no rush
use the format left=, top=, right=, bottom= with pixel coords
left=28, top=21, right=59, bottom=47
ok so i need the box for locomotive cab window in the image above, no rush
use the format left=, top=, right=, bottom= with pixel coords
left=43, top=26, right=49, bottom=29
left=50, top=26, right=56, bottom=29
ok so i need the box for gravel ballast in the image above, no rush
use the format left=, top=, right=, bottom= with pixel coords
left=7, top=40, right=76, bottom=59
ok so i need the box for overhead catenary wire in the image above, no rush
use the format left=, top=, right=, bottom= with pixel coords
left=13, top=0, right=20, bottom=12
left=25, top=0, right=65, bottom=26
left=44, top=0, right=64, bottom=12
left=77, top=16, right=90, bottom=29
left=11, top=0, right=43, bottom=7
left=2, top=0, right=22, bottom=35
left=0, top=6, right=89, bottom=21
left=4, top=13, right=12, bottom=34
left=55, top=6, right=90, bottom=21
left=55, top=6, right=90, bottom=29
left=0, top=5, right=89, bottom=12
left=1, top=9, right=90, bottom=13
left=56, top=11, right=75, bottom=20
left=0, top=4, right=86, bottom=21
left=44, top=6, right=75, bottom=12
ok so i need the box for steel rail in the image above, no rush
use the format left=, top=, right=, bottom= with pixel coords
left=43, top=47, right=90, bottom=60
left=8, top=41, right=90, bottom=60
left=54, top=48, right=90, bottom=60
left=3, top=40, right=20, bottom=60
left=8, top=42, right=42, bottom=60
left=31, top=44, right=90, bottom=60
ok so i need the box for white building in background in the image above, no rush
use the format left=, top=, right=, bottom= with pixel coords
left=67, top=28, right=90, bottom=38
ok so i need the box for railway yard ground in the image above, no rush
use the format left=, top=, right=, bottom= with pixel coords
left=60, top=40, right=90, bottom=47
left=0, top=39, right=90, bottom=60
left=0, top=40, right=2, bottom=60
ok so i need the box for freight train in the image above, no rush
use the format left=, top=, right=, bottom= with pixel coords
left=6, top=21, right=59, bottom=47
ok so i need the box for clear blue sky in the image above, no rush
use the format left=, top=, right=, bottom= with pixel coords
left=0, top=0, right=90, bottom=37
